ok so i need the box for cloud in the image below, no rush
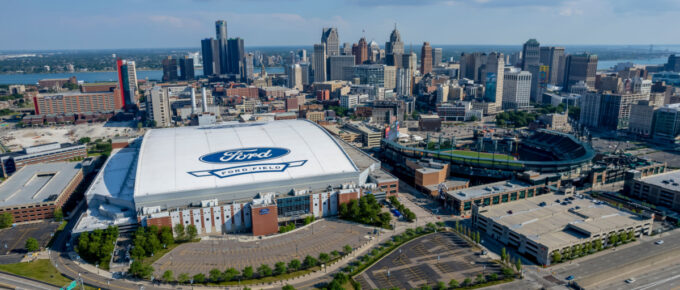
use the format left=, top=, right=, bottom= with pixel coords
left=348, top=0, right=570, bottom=7
left=147, top=15, right=201, bottom=29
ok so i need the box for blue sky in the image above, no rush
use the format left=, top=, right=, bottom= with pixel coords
left=2, top=0, right=680, bottom=50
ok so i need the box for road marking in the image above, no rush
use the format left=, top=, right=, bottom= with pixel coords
left=634, top=273, right=680, bottom=290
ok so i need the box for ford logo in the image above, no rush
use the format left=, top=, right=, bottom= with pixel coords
left=199, top=147, right=290, bottom=164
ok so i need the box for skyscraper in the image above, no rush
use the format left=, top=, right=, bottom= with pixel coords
left=420, top=42, right=432, bottom=75
left=432, top=48, right=443, bottom=67
left=342, top=43, right=352, bottom=55
left=385, top=26, right=404, bottom=68
left=353, top=38, right=368, bottom=65
left=162, top=56, right=178, bottom=82
left=539, top=46, right=565, bottom=85
left=179, top=57, right=195, bottom=81
left=288, top=64, right=303, bottom=90
left=484, top=52, right=505, bottom=111
left=116, top=59, right=137, bottom=107
left=459, top=52, right=487, bottom=82
left=243, top=53, right=254, bottom=81
left=328, top=55, right=355, bottom=81
left=321, top=28, right=340, bottom=57
left=521, top=39, right=540, bottom=71
left=312, top=43, right=327, bottom=83
left=215, top=20, right=228, bottom=74
left=227, top=38, right=245, bottom=75
left=502, top=68, right=532, bottom=110
left=201, top=38, right=220, bottom=76
left=563, top=53, right=598, bottom=91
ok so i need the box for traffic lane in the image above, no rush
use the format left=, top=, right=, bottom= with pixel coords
left=0, top=272, right=57, bottom=290
left=598, top=262, right=680, bottom=290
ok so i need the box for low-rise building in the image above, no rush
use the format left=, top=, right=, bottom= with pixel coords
left=445, top=179, right=545, bottom=215
left=0, top=142, right=87, bottom=177
left=625, top=170, right=680, bottom=211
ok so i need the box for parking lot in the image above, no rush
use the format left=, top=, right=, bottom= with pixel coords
left=355, top=232, right=502, bottom=289
left=152, top=219, right=373, bottom=276
left=0, top=222, right=60, bottom=256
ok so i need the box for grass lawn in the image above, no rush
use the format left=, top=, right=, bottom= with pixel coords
left=0, top=259, right=94, bottom=289
left=441, top=150, right=515, bottom=161
left=140, top=242, right=183, bottom=268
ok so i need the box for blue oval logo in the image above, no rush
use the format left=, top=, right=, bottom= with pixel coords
left=199, top=147, right=290, bottom=164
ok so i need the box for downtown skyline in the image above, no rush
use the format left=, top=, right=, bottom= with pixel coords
left=3, top=0, right=680, bottom=50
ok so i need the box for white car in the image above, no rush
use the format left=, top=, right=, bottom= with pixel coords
left=655, top=240, right=664, bottom=245
left=625, top=278, right=636, bottom=283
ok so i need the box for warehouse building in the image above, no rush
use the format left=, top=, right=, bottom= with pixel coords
left=625, top=170, right=680, bottom=211
left=0, top=162, right=83, bottom=222
left=0, top=143, right=87, bottom=177
left=472, top=193, right=653, bottom=266
left=74, top=120, right=397, bottom=236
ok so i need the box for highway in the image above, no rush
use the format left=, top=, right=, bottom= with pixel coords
left=0, top=272, right=57, bottom=290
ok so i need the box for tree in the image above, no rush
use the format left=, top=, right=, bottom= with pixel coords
left=274, top=262, right=287, bottom=275
left=449, top=279, right=459, bottom=288
left=436, top=281, right=446, bottom=290
left=331, top=250, right=340, bottom=257
left=128, top=260, right=153, bottom=279
left=186, top=224, right=198, bottom=240
left=489, top=273, right=499, bottom=281
left=257, top=264, right=272, bottom=277
left=608, top=234, right=619, bottom=246
left=501, top=247, right=507, bottom=263
left=78, top=137, right=91, bottom=144
left=0, top=212, right=13, bottom=229
left=476, top=273, right=486, bottom=283
left=209, top=268, right=223, bottom=282
left=627, top=230, right=635, bottom=241
left=162, top=270, right=174, bottom=283
left=223, top=268, right=239, bottom=281
left=282, top=285, right=296, bottom=290
left=552, top=251, right=562, bottom=263
left=177, top=273, right=190, bottom=284
left=159, top=226, right=174, bottom=246
left=242, top=266, right=254, bottom=279
left=173, top=224, right=185, bottom=241
left=25, top=237, right=39, bottom=252
left=288, top=259, right=302, bottom=271
left=304, top=255, right=318, bottom=268
left=463, top=278, right=472, bottom=286
left=501, top=267, right=514, bottom=277
left=319, top=252, right=330, bottom=264
left=515, top=258, right=522, bottom=272
left=192, top=273, right=206, bottom=283
left=53, top=208, right=64, bottom=222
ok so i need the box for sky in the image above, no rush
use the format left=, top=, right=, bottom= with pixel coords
left=2, top=0, right=680, bottom=50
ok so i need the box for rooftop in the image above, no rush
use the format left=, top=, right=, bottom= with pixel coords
left=478, top=193, right=651, bottom=250
left=639, top=170, right=680, bottom=191
left=0, top=162, right=82, bottom=208
left=447, top=179, right=532, bottom=202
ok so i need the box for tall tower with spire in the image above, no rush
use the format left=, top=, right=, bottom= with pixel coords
left=385, top=24, right=404, bottom=68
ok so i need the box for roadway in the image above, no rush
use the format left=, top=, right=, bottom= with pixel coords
left=0, top=272, right=57, bottom=290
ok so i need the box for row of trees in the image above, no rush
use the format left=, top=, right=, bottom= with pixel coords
left=76, top=226, right=119, bottom=268
left=156, top=246, right=353, bottom=284
left=551, top=230, right=636, bottom=263
left=388, top=196, right=416, bottom=222
left=172, top=224, right=198, bottom=243
left=0, top=212, right=13, bottom=229
left=339, top=195, right=392, bottom=228
left=495, top=111, right=539, bottom=128
left=454, top=220, right=481, bottom=244
left=128, top=225, right=199, bottom=279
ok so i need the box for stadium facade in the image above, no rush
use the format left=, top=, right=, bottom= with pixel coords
left=74, top=120, right=397, bottom=236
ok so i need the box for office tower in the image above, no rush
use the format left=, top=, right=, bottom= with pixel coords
left=298, top=49, right=307, bottom=63
left=288, top=64, right=303, bottom=90
left=162, top=57, right=178, bottom=82
left=243, top=53, right=254, bottom=81
left=396, top=68, right=412, bottom=96
left=368, top=41, right=380, bottom=63
left=521, top=39, right=540, bottom=71
left=352, top=64, right=395, bottom=89
left=539, top=46, right=565, bottom=85
left=653, top=104, right=680, bottom=144
left=353, top=38, right=368, bottom=65
left=329, top=55, right=355, bottom=81
left=528, top=64, right=542, bottom=103
left=436, top=84, right=449, bottom=103
left=342, top=43, right=352, bottom=55
left=432, top=48, right=443, bottom=67
left=459, top=52, right=487, bottom=82
left=509, top=52, right=522, bottom=67
left=421, top=42, right=432, bottom=75
left=116, top=59, right=138, bottom=107
left=502, top=68, right=532, bottom=110
left=147, top=86, right=171, bottom=127
left=598, top=93, right=649, bottom=130
left=484, top=52, right=505, bottom=110
left=563, top=53, right=598, bottom=91
left=385, top=26, right=404, bottom=68
left=228, top=38, right=245, bottom=75
left=312, top=43, right=327, bottom=83
left=629, top=100, right=658, bottom=136
left=403, top=51, right=417, bottom=72
left=179, top=57, right=195, bottom=81
left=666, top=54, right=680, bottom=72
left=299, top=63, right=311, bottom=85
left=321, top=27, right=340, bottom=57
left=201, top=38, right=221, bottom=76
left=579, top=92, right=602, bottom=128
left=215, top=20, right=228, bottom=74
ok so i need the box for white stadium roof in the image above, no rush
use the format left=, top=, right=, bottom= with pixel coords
left=134, top=120, right=359, bottom=198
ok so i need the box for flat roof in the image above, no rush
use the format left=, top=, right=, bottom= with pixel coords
left=0, top=162, right=81, bottom=208
left=478, top=194, right=651, bottom=250
left=134, top=120, right=359, bottom=197
left=447, top=180, right=532, bottom=202
left=639, top=170, right=680, bottom=192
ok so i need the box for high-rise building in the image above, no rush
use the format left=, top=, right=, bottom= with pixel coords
left=484, top=52, right=505, bottom=110
left=666, top=54, right=680, bottom=72
left=227, top=38, right=245, bottom=75
left=353, top=38, right=368, bottom=65
left=116, top=59, right=137, bottom=107
left=328, top=55, right=355, bottom=81
left=342, top=43, right=352, bottom=55
left=521, top=39, right=540, bottom=71
left=579, top=92, right=602, bottom=128
left=502, top=68, right=532, bottom=110
left=368, top=41, right=381, bottom=63
left=421, top=42, right=432, bottom=75
left=147, top=86, right=172, bottom=127
left=653, top=104, right=680, bottom=145
left=352, top=64, right=395, bottom=89
left=459, top=52, right=487, bottom=82
left=563, top=53, right=598, bottom=91
left=312, top=43, right=327, bottom=83
left=243, top=53, right=254, bottom=81
left=539, top=46, right=565, bottom=85
left=396, top=68, right=412, bottom=96
left=179, top=57, right=195, bottom=81
left=201, top=38, right=221, bottom=76
left=403, top=51, right=417, bottom=72
left=215, top=20, right=228, bottom=74
left=299, top=63, right=311, bottom=85
left=162, top=57, right=178, bottom=82
left=321, top=28, right=340, bottom=57
left=432, top=48, right=443, bottom=67
left=385, top=26, right=404, bottom=68
left=288, top=64, right=303, bottom=90
left=581, top=92, right=648, bottom=130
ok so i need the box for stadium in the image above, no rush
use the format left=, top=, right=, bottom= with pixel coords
left=74, top=120, right=397, bottom=236
left=381, top=129, right=596, bottom=181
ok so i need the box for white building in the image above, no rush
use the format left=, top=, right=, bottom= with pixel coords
left=340, top=94, right=359, bottom=109
left=502, top=68, right=532, bottom=110
left=147, top=86, right=172, bottom=127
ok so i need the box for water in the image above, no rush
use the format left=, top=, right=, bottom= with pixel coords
left=597, top=57, right=668, bottom=70
left=0, top=67, right=285, bottom=85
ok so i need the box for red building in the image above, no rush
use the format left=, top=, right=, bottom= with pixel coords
left=33, top=91, right=123, bottom=115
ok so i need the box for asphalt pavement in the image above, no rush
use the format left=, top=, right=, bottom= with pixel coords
left=0, top=272, right=57, bottom=290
